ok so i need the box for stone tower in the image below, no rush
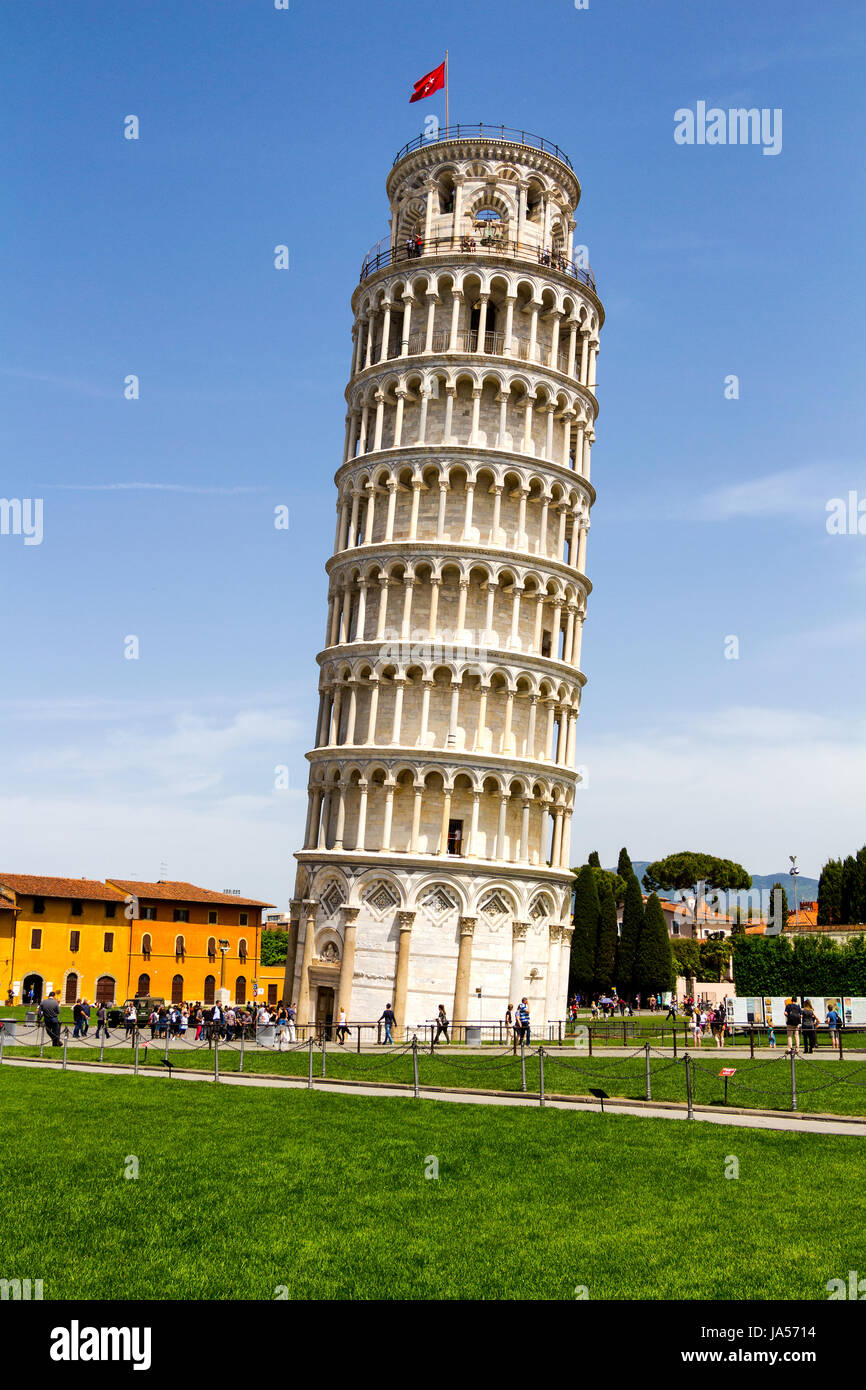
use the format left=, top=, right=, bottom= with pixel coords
left=284, top=125, right=603, bottom=1039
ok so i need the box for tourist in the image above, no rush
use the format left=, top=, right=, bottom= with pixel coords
left=784, top=998, right=802, bottom=1057
left=335, top=1007, right=350, bottom=1045
left=767, top=1025, right=776, bottom=1048
left=212, top=1002, right=224, bottom=1038
left=224, top=1006, right=237, bottom=1041
left=124, top=1004, right=137, bottom=1038
left=81, top=999, right=91, bottom=1035
left=801, top=1000, right=818, bottom=1054
left=72, top=999, right=85, bottom=1039
left=690, top=1010, right=702, bottom=1047
left=178, top=1007, right=189, bottom=1040
left=433, top=1003, right=449, bottom=1046
left=711, top=1007, right=724, bottom=1048
left=194, top=1006, right=204, bottom=1041
left=37, top=991, right=62, bottom=1047
left=665, top=999, right=678, bottom=1021
left=95, top=1002, right=110, bottom=1039
left=287, top=1001, right=297, bottom=1043
left=517, top=997, right=531, bottom=1046
left=505, top=1003, right=518, bottom=1053
left=379, top=1002, right=396, bottom=1045
left=825, top=1003, right=841, bottom=1051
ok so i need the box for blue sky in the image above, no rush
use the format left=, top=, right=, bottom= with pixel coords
left=1, top=0, right=864, bottom=904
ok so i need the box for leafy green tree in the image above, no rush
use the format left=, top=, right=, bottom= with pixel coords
left=594, top=878, right=618, bottom=992
left=586, top=865, right=626, bottom=906
left=587, top=850, right=601, bottom=868
left=616, top=847, right=634, bottom=882
left=616, top=872, right=645, bottom=993
left=633, top=893, right=674, bottom=995
left=260, top=930, right=289, bottom=966
left=818, top=858, right=844, bottom=924
left=643, top=852, right=751, bottom=931
left=671, top=937, right=701, bottom=983
left=699, top=937, right=733, bottom=983
left=569, top=865, right=599, bottom=995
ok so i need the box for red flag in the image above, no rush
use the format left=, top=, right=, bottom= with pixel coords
left=410, top=61, right=446, bottom=103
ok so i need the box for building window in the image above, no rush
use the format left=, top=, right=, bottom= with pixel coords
left=203, top=974, right=215, bottom=1005
left=142, top=906, right=157, bottom=921
left=173, top=908, right=189, bottom=923
left=69, top=930, right=80, bottom=952
left=238, top=938, right=248, bottom=961
left=447, top=819, right=463, bottom=855
left=207, top=937, right=216, bottom=962
left=96, top=975, right=115, bottom=1005
left=175, top=935, right=185, bottom=959
left=104, top=932, right=114, bottom=953
left=105, top=903, right=116, bottom=919
left=64, top=972, right=78, bottom=1004
left=267, top=984, right=278, bottom=1005
left=32, top=897, right=45, bottom=915
left=172, top=974, right=184, bottom=1005
left=31, top=928, right=42, bottom=949
left=208, top=910, right=218, bottom=925
left=239, top=912, right=248, bottom=927
left=70, top=900, right=83, bottom=916
left=136, top=973, right=150, bottom=997
left=141, top=933, right=152, bottom=960
left=235, top=975, right=247, bottom=1005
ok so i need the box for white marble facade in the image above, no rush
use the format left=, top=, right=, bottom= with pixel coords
left=285, top=129, right=603, bottom=1035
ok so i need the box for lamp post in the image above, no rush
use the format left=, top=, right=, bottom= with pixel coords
left=789, top=856, right=800, bottom=928
left=218, top=939, right=230, bottom=997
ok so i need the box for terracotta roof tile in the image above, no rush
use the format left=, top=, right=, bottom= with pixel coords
left=0, top=874, right=128, bottom=902
left=106, top=879, right=273, bottom=908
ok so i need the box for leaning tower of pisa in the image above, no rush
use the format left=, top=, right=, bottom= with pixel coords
left=283, top=125, right=603, bottom=1039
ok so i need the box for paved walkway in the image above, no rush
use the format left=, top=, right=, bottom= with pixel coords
left=3, top=1055, right=864, bottom=1137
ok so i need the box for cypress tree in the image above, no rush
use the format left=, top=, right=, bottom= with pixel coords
left=817, top=858, right=843, bottom=925
left=616, top=846, right=634, bottom=881
left=633, top=892, right=674, bottom=996
left=569, top=864, right=599, bottom=995
left=587, top=850, right=601, bottom=868
left=769, top=881, right=789, bottom=931
left=594, top=877, right=618, bottom=992
left=616, top=871, right=644, bottom=994
left=841, top=855, right=858, bottom=924
left=855, top=846, right=866, bottom=924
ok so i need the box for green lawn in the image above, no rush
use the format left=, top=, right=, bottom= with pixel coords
left=8, top=1038, right=866, bottom=1116
left=1, top=1068, right=864, bottom=1300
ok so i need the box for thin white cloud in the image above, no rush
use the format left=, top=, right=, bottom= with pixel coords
left=44, top=482, right=264, bottom=494
left=686, top=466, right=838, bottom=523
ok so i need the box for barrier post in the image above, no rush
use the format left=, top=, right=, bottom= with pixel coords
left=622, top=1021, right=627, bottom=1047
left=134, top=1030, right=140, bottom=1074
left=99, top=1035, right=105, bottom=1063
left=0, top=1032, right=4, bottom=1064
left=539, top=1047, right=545, bottom=1107
left=558, top=1021, right=563, bottom=1048
left=356, top=1023, right=361, bottom=1054
left=749, top=1027, right=755, bottom=1059
left=685, top=1053, right=694, bottom=1120
left=239, top=1030, right=245, bottom=1073
left=62, top=1036, right=68, bottom=1071
left=790, top=1052, right=797, bottom=1112
left=520, top=1037, right=527, bottom=1093
left=308, top=1036, right=314, bottom=1088
left=39, top=1024, right=45, bottom=1058
left=164, top=1031, right=170, bottom=1062
left=839, top=1027, right=845, bottom=1061
left=412, top=1036, right=420, bottom=1098
left=214, top=1036, right=220, bottom=1082
left=672, top=1025, right=678, bottom=1058
left=645, top=1041, right=652, bottom=1101
left=588, top=1025, right=593, bottom=1058
left=321, top=1032, right=327, bottom=1078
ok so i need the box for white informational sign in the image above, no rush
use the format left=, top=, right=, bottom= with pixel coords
left=12, top=981, right=20, bottom=993
left=729, top=997, right=764, bottom=1026
left=45, top=981, right=53, bottom=994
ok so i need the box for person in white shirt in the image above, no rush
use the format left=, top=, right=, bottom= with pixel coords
left=336, top=1007, right=349, bottom=1045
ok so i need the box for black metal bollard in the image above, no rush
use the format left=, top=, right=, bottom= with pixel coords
left=645, top=1041, right=652, bottom=1101
left=412, top=1036, right=420, bottom=1098
left=685, top=1053, right=694, bottom=1120
left=308, top=1035, right=314, bottom=1088
left=520, top=1038, right=527, bottom=1093
left=539, top=1047, right=545, bottom=1107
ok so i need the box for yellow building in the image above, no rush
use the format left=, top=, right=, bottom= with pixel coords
left=0, top=874, right=278, bottom=1008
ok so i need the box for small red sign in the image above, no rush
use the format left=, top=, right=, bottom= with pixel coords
left=719, top=1068, right=736, bottom=1077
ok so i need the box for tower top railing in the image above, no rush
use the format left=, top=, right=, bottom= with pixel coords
left=359, top=232, right=595, bottom=291
left=392, top=124, right=574, bottom=172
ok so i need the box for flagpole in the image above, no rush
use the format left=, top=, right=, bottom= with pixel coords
left=445, top=50, right=449, bottom=133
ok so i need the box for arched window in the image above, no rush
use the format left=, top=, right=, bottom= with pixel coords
left=203, top=974, right=216, bottom=1005
left=175, top=935, right=185, bottom=959
left=235, top=975, right=247, bottom=1005
left=238, top=938, right=248, bottom=961
left=207, top=937, right=216, bottom=961
left=136, top=973, right=150, bottom=997
left=96, top=975, right=115, bottom=1005
left=64, top=972, right=78, bottom=1004
left=141, top=933, right=152, bottom=960
left=171, top=974, right=184, bottom=1004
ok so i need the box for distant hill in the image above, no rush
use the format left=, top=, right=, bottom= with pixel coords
left=627, top=861, right=819, bottom=909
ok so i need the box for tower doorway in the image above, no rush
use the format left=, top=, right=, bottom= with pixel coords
left=315, top=986, right=335, bottom=1042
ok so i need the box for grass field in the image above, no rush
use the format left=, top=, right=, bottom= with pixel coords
left=1, top=1068, right=865, bottom=1300
left=9, top=1039, right=866, bottom=1116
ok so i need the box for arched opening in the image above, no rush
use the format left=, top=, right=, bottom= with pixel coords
left=235, top=975, right=247, bottom=1005
left=136, top=973, right=150, bottom=998
left=22, top=973, right=43, bottom=1006
left=64, top=972, right=79, bottom=1004
left=141, top=933, right=152, bottom=960
left=95, top=975, right=115, bottom=1005
left=172, top=974, right=184, bottom=1005
left=203, top=975, right=216, bottom=1006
